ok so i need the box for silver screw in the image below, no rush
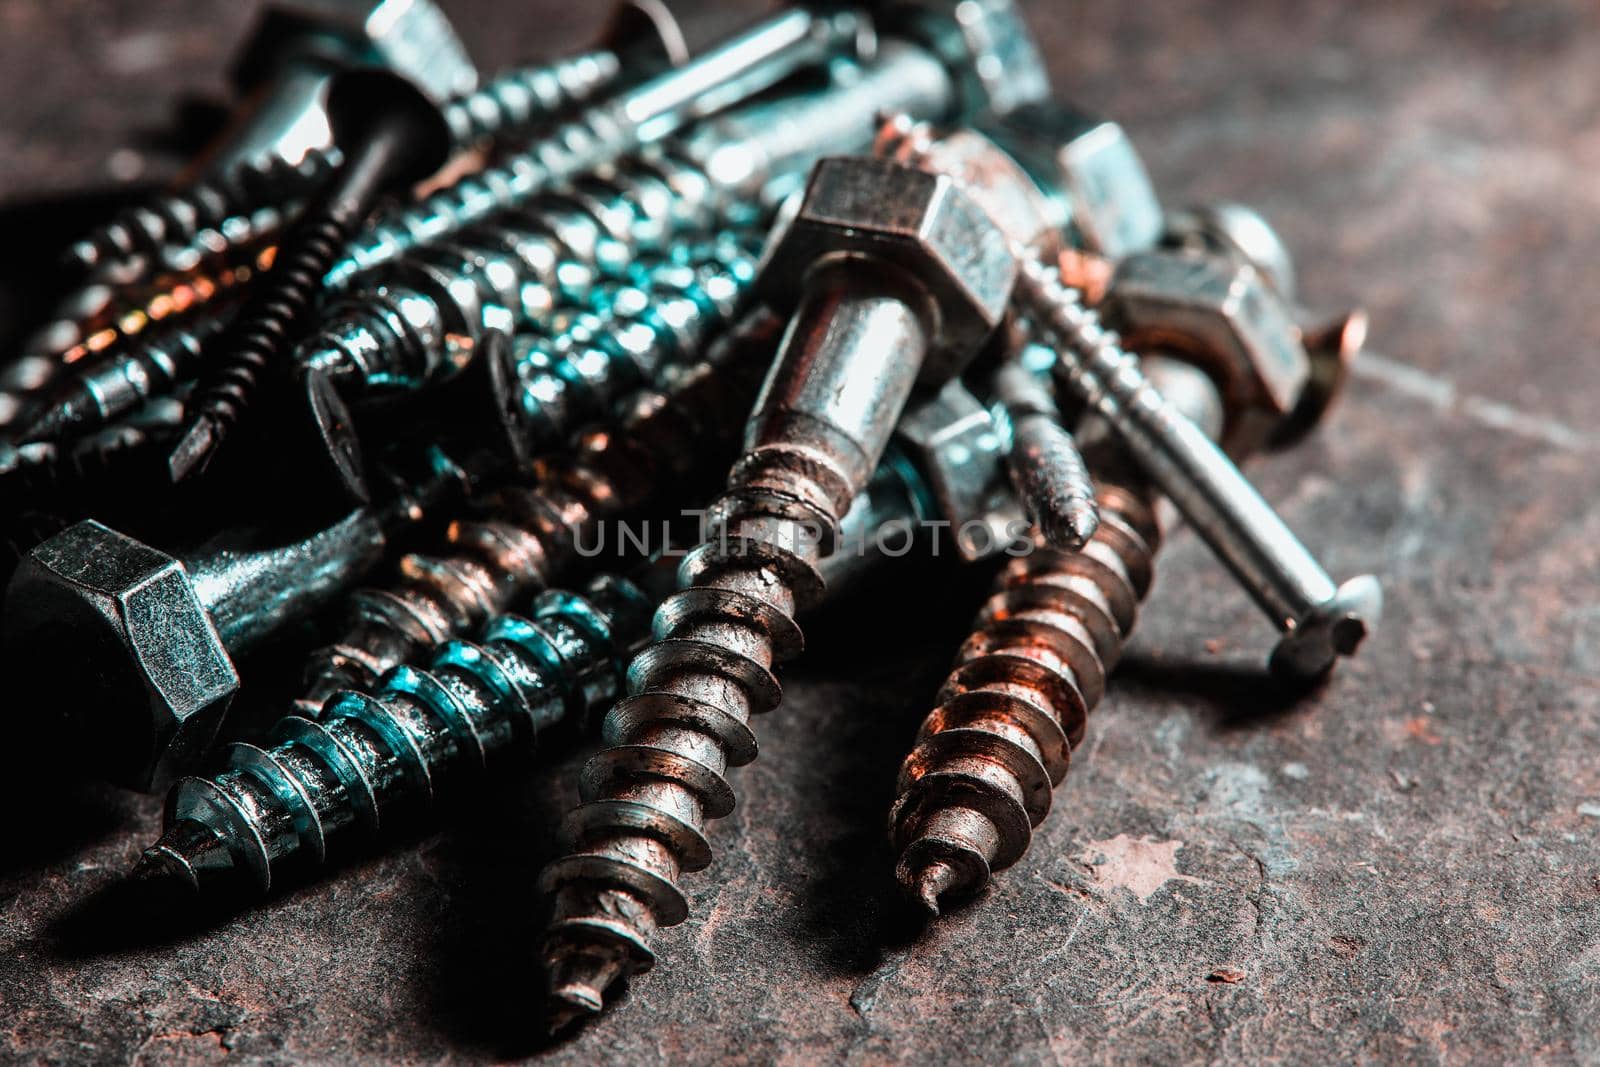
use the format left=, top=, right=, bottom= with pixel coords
left=1016, top=256, right=1381, bottom=680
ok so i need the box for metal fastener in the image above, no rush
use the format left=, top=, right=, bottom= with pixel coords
left=167, top=69, right=455, bottom=482
left=1, top=441, right=476, bottom=791
left=536, top=154, right=1016, bottom=1029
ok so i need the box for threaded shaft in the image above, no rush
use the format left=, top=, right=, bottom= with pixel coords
left=297, top=310, right=778, bottom=711
left=9, top=52, right=625, bottom=442
left=538, top=458, right=837, bottom=1025
left=0, top=397, right=183, bottom=512
left=170, top=210, right=353, bottom=478
left=18, top=307, right=229, bottom=446
left=442, top=50, right=620, bottom=147
left=66, top=51, right=621, bottom=283
left=135, top=574, right=655, bottom=896
left=993, top=360, right=1099, bottom=551
left=890, top=480, right=1162, bottom=914
left=299, top=146, right=762, bottom=402
left=503, top=236, right=758, bottom=448
left=65, top=154, right=333, bottom=280
left=2, top=251, right=264, bottom=442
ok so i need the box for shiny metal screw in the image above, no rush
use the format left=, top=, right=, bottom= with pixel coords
left=135, top=573, right=658, bottom=895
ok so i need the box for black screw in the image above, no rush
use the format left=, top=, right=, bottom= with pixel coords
left=166, top=69, right=452, bottom=483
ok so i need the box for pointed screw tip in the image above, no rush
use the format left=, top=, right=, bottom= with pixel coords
left=544, top=989, right=602, bottom=1036
left=167, top=416, right=219, bottom=483
left=906, top=858, right=961, bottom=919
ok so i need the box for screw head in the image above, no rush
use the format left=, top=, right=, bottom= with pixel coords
left=325, top=67, right=453, bottom=191
left=1268, top=574, right=1383, bottom=682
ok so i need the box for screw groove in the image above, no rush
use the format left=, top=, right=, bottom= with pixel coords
left=890, top=480, right=1162, bottom=913
left=136, top=574, right=655, bottom=895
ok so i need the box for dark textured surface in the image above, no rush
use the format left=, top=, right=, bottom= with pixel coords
left=3, top=1, right=1599, bottom=1062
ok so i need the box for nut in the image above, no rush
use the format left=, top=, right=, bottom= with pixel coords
left=2, top=521, right=238, bottom=792
left=1164, top=202, right=1297, bottom=303
left=888, top=125, right=1062, bottom=255
left=983, top=103, right=1164, bottom=258
left=880, top=0, right=1051, bottom=118
left=893, top=379, right=1024, bottom=561
left=237, top=0, right=478, bottom=102
left=758, top=156, right=1016, bottom=382
left=1105, top=250, right=1310, bottom=457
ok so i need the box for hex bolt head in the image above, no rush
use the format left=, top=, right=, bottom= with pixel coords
left=757, top=156, right=1016, bottom=382
left=2, top=521, right=238, bottom=792
left=1105, top=250, right=1311, bottom=457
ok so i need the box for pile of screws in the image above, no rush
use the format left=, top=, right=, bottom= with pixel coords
left=0, top=0, right=1380, bottom=1033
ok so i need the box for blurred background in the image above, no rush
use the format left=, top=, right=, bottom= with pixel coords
left=0, top=1, right=1596, bottom=1062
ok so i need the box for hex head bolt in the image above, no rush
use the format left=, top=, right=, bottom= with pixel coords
left=894, top=124, right=1380, bottom=681
left=166, top=69, right=454, bottom=483
left=535, top=156, right=1016, bottom=1029
left=0, top=445, right=472, bottom=792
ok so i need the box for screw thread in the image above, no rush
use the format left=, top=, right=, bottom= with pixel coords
left=175, top=210, right=354, bottom=468
left=331, top=104, right=633, bottom=286
left=0, top=398, right=183, bottom=511
left=65, top=154, right=333, bottom=280
left=2, top=250, right=265, bottom=440
left=504, top=236, right=758, bottom=448
left=136, top=574, right=655, bottom=896
left=18, top=307, right=229, bottom=445
left=890, top=480, right=1162, bottom=914
left=7, top=53, right=627, bottom=440
left=993, top=360, right=1100, bottom=551
left=66, top=51, right=622, bottom=284
left=297, top=309, right=778, bottom=710
left=537, top=464, right=834, bottom=1026
left=442, top=51, right=621, bottom=147
left=300, top=148, right=757, bottom=397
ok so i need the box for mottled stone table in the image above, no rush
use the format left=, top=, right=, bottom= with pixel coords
left=1, top=1, right=1597, bottom=1062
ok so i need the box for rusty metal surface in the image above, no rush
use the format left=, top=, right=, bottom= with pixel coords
left=2, top=0, right=1598, bottom=1062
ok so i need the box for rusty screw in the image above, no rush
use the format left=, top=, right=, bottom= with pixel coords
left=890, top=213, right=1362, bottom=913
left=536, top=156, right=1017, bottom=1029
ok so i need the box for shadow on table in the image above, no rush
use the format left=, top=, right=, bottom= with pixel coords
left=1113, top=650, right=1325, bottom=730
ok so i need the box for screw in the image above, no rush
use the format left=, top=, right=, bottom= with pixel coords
left=1, top=397, right=186, bottom=516
left=283, top=204, right=761, bottom=504
left=1, top=438, right=476, bottom=791
left=166, top=68, right=455, bottom=483
left=894, top=123, right=1380, bottom=681
left=325, top=6, right=868, bottom=288
left=889, top=207, right=1370, bottom=910
left=134, top=572, right=659, bottom=896
left=1019, top=257, right=1380, bottom=681
left=891, top=438, right=1164, bottom=916
left=536, top=155, right=1016, bottom=1028
left=296, top=310, right=779, bottom=713
left=15, top=8, right=1007, bottom=454
left=890, top=348, right=1262, bottom=913
left=991, top=357, right=1098, bottom=551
